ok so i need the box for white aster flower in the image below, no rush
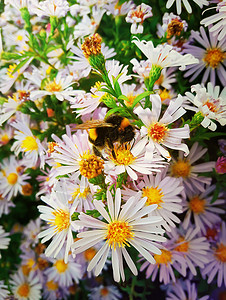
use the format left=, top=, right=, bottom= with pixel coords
left=88, top=284, right=122, bottom=300
left=0, top=194, right=15, bottom=217
left=184, top=82, right=226, bottom=131
left=38, top=182, right=79, bottom=263
left=183, top=26, right=226, bottom=86
left=0, top=225, right=10, bottom=258
left=9, top=269, right=42, bottom=300
left=134, top=95, right=190, bottom=160
left=166, top=0, right=209, bottom=15
left=0, top=280, right=10, bottom=299
left=132, top=37, right=198, bottom=71
left=72, top=188, right=166, bottom=282
left=33, top=0, right=69, bottom=18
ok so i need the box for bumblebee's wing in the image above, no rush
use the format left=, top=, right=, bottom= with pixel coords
left=72, top=120, right=114, bottom=130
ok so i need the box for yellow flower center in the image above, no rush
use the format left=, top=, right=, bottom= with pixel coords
left=142, top=186, right=164, bottom=208
left=79, top=151, right=104, bottom=179
left=215, top=243, right=226, bottom=262
left=204, top=100, right=218, bottom=112
left=189, top=196, right=205, bottom=214
left=7, top=173, right=18, bottom=185
left=21, top=136, right=38, bottom=152
left=84, top=247, right=97, bottom=261
left=72, top=187, right=90, bottom=199
left=6, top=64, right=19, bottom=78
left=159, top=89, right=171, bottom=101
left=81, top=33, right=102, bottom=58
left=17, top=35, right=23, bottom=41
left=203, top=48, right=225, bottom=68
left=167, top=19, right=184, bottom=39
left=17, top=283, right=30, bottom=297
left=148, top=122, right=169, bottom=142
left=110, top=144, right=135, bottom=165
left=54, top=259, right=68, bottom=273
left=100, top=287, right=109, bottom=296
left=18, top=90, right=30, bottom=102
left=174, top=237, right=189, bottom=252
left=154, top=249, right=172, bottom=265
left=125, top=93, right=136, bottom=107
left=171, top=159, right=191, bottom=178
left=51, top=209, right=70, bottom=232
left=1, top=134, right=9, bottom=144
left=48, top=141, right=58, bottom=153
left=45, top=78, right=62, bottom=92
left=106, top=220, right=134, bottom=249
left=46, top=280, right=58, bottom=291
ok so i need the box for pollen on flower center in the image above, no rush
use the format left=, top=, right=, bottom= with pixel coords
left=174, top=237, right=189, bottom=252
left=106, top=220, right=134, bottom=249
left=45, top=78, right=62, bottom=92
left=79, top=151, right=104, bottom=179
left=204, top=100, right=218, bottom=112
left=51, top=209, right=70, bottom=232
left=7, top=173, right=18, bottom=185
left=18, top=90, right=30, bottom=102
left=81, top=33, right=102, bottom=58
left=17, top=283, right=30, bottom=297
left=72, top=187, right=90, bottom=199
left=54, top=259, right=68, bottom=273
left=21, top=136, right=38, bottom=152
left=100, top=287, right=109, bottom=296
left=148, top=122, right=169, bottom=142
left=142, top=186, right=164, bottom=208
left=159, top=89, right=171, bottom=102
left=46, top=280, right=58, bottom=291
left=84, top=247, right=97, bottom=261
left=131, top=9, right=145, bottom=22
left=167, top=19, right=184, bottom=38
left=171, top=159, right=191, bottom=178
left=203, top=48, right=225, bottom=68
left=48, top=142, right=58, bottom=153
left=1, top=134, right=9, bottom=144
left=215, top=243, right=226, bottom=262
left=7, top=64, right=19, bottom=78
left=154, top=249, right=172, bottom=265
left=189, top=196, right=205, bottom=214
left=111, top=144, right=135, bottom=165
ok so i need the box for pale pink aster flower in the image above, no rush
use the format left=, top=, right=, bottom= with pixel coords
left=201, top=0, right=226, bottom=41
left=88, top=284, right=122, bottom=300
left=11, top=120, right=46, bottom=168
left=22, top=218, right=42, bottom=248
left=33, top=0, right=69, bottom=18
left=0, top=125, right=14, bottom=146
left=51, top=127, right=104, bottom=180
left=72, top=189, right=166, bottom=282
left=42, top=277, right=70, bottom=300
left=184, top=82, right=226, bottom=131
left=170, top=142, right=215, bottom=193
left=0, top=156, right=30, bottom=200
left=36, top=167, right=58, bottom=197
left=215, top=156, right=226, bottom=174
left=182, top=184, right=225, bottom=233
left=44, top=249, right=83, bottom=286
left=168, top=225, right=210, bottom=276
left=9, top=269, right=42, bottom=300
left=166, top=279, right=209, bottom=300
left=166, top=0, right=209, bottom=15
left=104, top=60, right=132, bottom=85
left=104, top=138, right=167, bottom=181
left=134, top=95, right=190, bottom=160
left=122, top=172, right=183, bottom=232
left=202, top=222, right=226, bottom=287
left=105, top=0, right=135, bottom=16
left=0, top=280, right=10, bottom=299
left=0, top=225, right=10, bottom=258
left=0, top=194, right=15, bottom=217
left=140, top=240, right=187, bottom=284
left=183, top=26, right=226, bottom=86
left=132, top=37, right=198, bottom=71
left=125, top=4, right=153, bottom=34
left=38, top=182, right=79, bottom=263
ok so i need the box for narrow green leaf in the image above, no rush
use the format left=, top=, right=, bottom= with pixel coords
left=12, top=57, right=32, bottom=74
left=132, top=91, right=152, bottom=108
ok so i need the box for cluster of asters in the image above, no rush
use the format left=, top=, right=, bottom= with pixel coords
left=0, top=0, right=225, bottom=299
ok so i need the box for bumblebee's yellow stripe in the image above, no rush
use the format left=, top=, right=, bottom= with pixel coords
left=120, top=118, right=130, bottom=130
left=89, top=128, right=98, bottom=141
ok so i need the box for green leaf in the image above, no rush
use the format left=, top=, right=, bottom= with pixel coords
left=12, top=57, right=32, bottom=75
left=132, top=91, right=152, bottom=108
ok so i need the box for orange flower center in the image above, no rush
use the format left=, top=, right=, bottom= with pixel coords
left=171, top=159, right=191, bottom=178
left=84, top=247, right=97, bottom=261
left=215, top=243, right=226, bottom=262
left=100, top=287, right=109, bottom=296
left=203, top=48, right=225, bottom=68
left=110, top=144, right=135, bottom=166
left=154, top=249, right=172, bottom=265
left=189, top=196, right=205, bottom=214
left=167, top=19, right=184, bottom=39
left=46, top=280, right=58, bottom=291
left=17, top=283, right=30, bottom=297
left=204, top=100, right=218, bottom=112
left=142, top=186, right=164, bottom=208
left=79, top=151, right=104, bottom=179
left=174, top=237, right=189, bottom=252
left=54, top=259, right=68, bottom=273
left=148, top=122, right=168, bottom=142
left=106, top=220, right=134, bottom=249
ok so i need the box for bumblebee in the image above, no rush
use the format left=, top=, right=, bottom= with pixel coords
left=74, top=115, right=135, bottom=158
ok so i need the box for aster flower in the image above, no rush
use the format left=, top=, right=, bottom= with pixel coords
left=38, top=182, right=79, bottom=263
left=122, top=172, right=183, bottom=232
left=125, top=4, right=153, bottom=34
left=72, top=188, right=166, bottom=282
left=201, top=0, right=226, bottom=41
left=183, top=26, right=226, bottom=86
left=0, top=125, right=13, bottom=146
left=166, top=279, right=209, bottom=300
left=0, top=194, right=15, bottom=217
left=44, top=249, right=83, bottom=287
left=0, top=156, right=30, bottom=200
left=33, top=0, right=69, bottom=18
left=215, top=156, right=226, bottom=174
left=166, top=0, right=209, bottom=15
left=88, top=284, right=122, bottom=300
left=0, top=280, right=10, bottom=299
left=0, top=225, right=10, bottom=258
left=182, top=184, right=225, bottom=233
left=9, top=269, right=42, bottom=300
left=22, top=218, right=42, bottom=248
left=134, top=95, right=190, bottom=160
left=202, top=222, right=226, bottom=287
left=170, top=142, right=215, bottom=193
left=132, top=37, right=198, bottom=71
left=11, top=119, right=46, bottom=168
left=105, top=0, right=135, bottom=16
left=42, top=278, right=70, bottom=300
left=104, top=138, right=167, bottom=181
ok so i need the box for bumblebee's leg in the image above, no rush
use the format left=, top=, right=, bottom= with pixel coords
left=93, top=146, right=103, bottom=158
left=106, top=138, right=116, bottom=160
